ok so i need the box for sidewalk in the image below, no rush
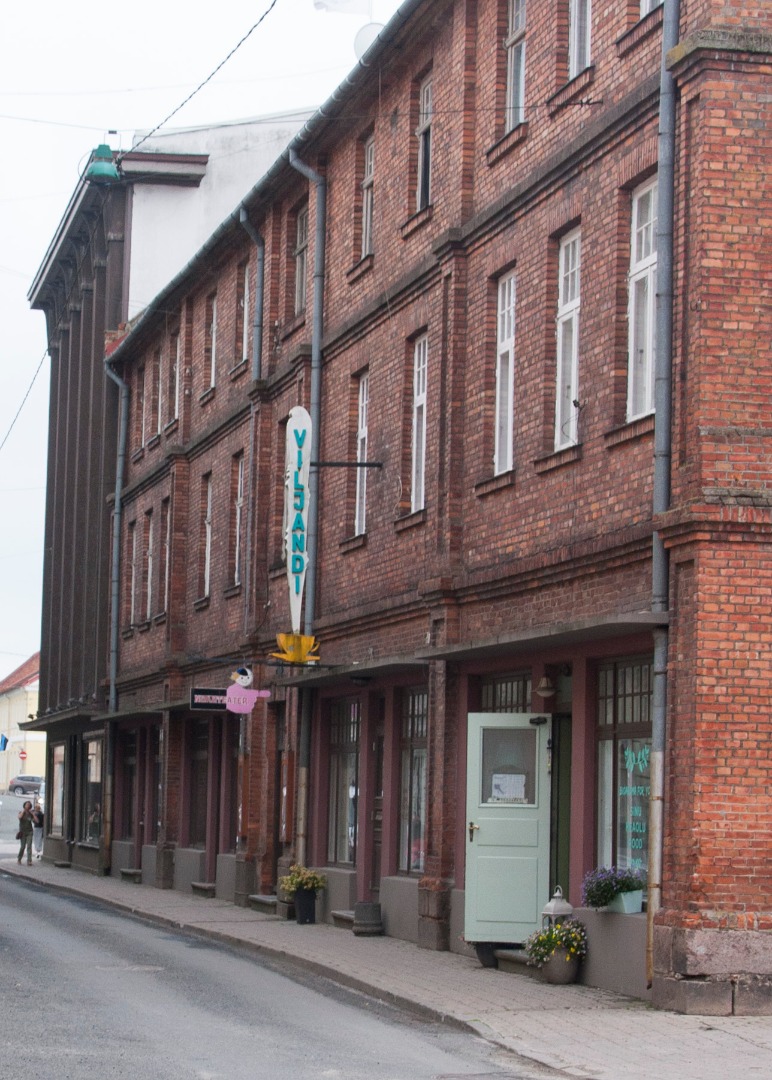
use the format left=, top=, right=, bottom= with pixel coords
left=3, top=856, right=772, bottom=1079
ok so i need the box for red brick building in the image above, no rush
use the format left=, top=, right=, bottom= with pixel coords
left=31, top=0, right=771, bottom=1013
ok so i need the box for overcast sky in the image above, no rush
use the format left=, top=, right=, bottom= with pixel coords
left=0, top=0, right=401, bottom=681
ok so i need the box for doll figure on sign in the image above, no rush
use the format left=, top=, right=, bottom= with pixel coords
left=225, top=667, right=271, bottom=714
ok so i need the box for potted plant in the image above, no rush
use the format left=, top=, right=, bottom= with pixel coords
left=523, top=919, right=588, bottom=984
left=581, top=866, right=647, bottom=913
left=278, top=864, right=327, bottom=924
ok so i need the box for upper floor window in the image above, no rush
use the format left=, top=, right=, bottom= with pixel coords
left=237, top=261, right=250, bottom=365
left=416, top=77, right=433, bottom=211
left=232, top=454, right=245, bottom=587
left=205, top=294, right=218, bottom=389
left=151, top=348, right=162, bottom=439
left=411, top=335, right=428, bottom=512
left=294, top=205, right=309, bottom=316
left=136, top=366, right=146, bottom=447
left=168, top=332, right=180, bottom=423
left=495, top=272, right=516, bottom=475
left=505, top=0, right=526, bottom=132
left=568, top=0, right=591, bottom=79
left=627, top=178, right=658, bottom=421
left=128, top=520, right=138, bottom=626
left=555, top=229, right=581, bottom=450
left=160, top=496, right=171, bottom=615
left=361, top=136, right=375, bottom=259
left=201, top=474, right=213, bottom=599
left=144, top=509, right=154, bottom=622
left=355, top=372, right=369, bottom=536
left=640, top=0, right=662, bottom=14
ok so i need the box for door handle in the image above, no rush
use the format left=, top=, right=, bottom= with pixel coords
left=469, top=821, right=480, bottom=842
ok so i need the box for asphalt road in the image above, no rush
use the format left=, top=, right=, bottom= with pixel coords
left=0, top=875, right=547, bottom=1080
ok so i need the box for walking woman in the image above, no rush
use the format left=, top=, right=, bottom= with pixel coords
left=17, top=800, right=34, bottom=865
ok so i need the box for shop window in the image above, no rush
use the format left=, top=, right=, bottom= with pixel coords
left=51, top=743, right=65, bottom=835
left=120, top=731, right=138, bottom=842
left=480, top=672, right=532, bottom=711
left=188, top=718, right=209, bottom=848
left=327, top=700, right=360, bottom=865
left=81, top=738, right=103, bottom=844
left=399, top=688, right=428, bottom=873
left=596, top=657, right=652, bottom=872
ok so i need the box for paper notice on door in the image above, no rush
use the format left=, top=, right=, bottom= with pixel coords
left=490, top=772, right=526, bottom=802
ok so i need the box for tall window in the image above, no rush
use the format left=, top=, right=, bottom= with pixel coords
left=495, top=273, right=516, bottom=474
left=136, top=366, right=146, bottom=447
left=81, top=739, right=103, bottom=843
left=128, top=521, right=138, bottom=625
left=505, top=0, right=526, bottom=132
left=355, top=372, right=369, bottom=536
left=416, top=76, right=433, bottom=211
left=168, top=332, right=180, bottom=423
left=555, top=229, right=581, bottom=450
left=399, top=688, right=428, bottom=873
left=232, top=454, right=245, bottom=586
left=597, top=657, right=652, bottom=873
left=51, top=744, right=65, bottom=835
left=237, top=261, right=250, bottom=365
left=144, top=509, right=154, bottom=621
left=627, top=178, right=658, bottom=421
left=206, top=294, right=218, bottom=389
left=294, top=205, right=309, bottom=316
left=327, top=700, right=360, bottom=865
left=568, top=0, right=591, bottom=79
left=120, top=731, right=138, bottom=841
left=201, top=474, right=213, bottom=599
left=410, top=336, right=428, bottom=512
left=151, top=348, right=162, bottom=438
left=188, top=719, right=209, bottom=847
left=160, top=497, right=171, bottom=614
left=361, top=136, right=375, bottom=259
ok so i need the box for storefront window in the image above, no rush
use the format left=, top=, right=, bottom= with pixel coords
left=120, top=731, right=138, bottom=841
left=188, top=719, right=209, bottom=848
left=480, top=672, right=531, bottom=711
left=51, top=743, right=65, bottom=835
left=399, top=688, right=428, bottom=873
left=596, top=657, right=652, bottom=872
left=81, top=738, right=103, bottom=843
left=327, top=700, right=360, bottom=865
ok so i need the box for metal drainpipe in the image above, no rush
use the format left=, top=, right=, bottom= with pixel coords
left=647, top=0, right=680, bottom=987
left=103, top=358, right=130, bottom=866
left=288, top=147, right=326, bottom=867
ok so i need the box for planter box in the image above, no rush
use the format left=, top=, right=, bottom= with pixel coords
left=608, top=889, right=643, bottom=914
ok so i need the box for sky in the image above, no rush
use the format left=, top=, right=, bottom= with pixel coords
left=0, top=0, right=402, bottom=682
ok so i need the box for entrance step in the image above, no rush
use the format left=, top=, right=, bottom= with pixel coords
left=331, top=909, right=355, bottom=929
left=53, top=861, right=71, bottom=868
left=120, top=868, right=143, bottom=883
left=191, top=881, right=216, bottom=898
left=495, top=947, right=541, bottom=979
left=247, top=894, right=278, bottom=914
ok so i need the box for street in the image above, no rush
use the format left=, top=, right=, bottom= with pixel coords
left=0, top=875, right=548, bottom=1080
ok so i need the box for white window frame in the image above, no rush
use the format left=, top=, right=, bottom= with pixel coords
left=555, top=229, right=581, bottom=450
left=203, top=475, right=213, bottom=598
left=627, top=178, right=658, bottom=421
left=153, top=350, right=162, bottom=438
left=129, top=521, right=138, bottom=626
left=234, top=454, right=244, bottom=586
left=207, top=295, right=218, bottom=389
left=505, top=0, right=526, bottom=132
left=294, top=206, right=309, bottom=316
left=416, top=77, right=433, bottom=212
left=241, top=263, right=251, bottom=365
left=495, top=272, right=516, bottom=475
left=568, top=0, right=591, bottom=79
left=161, top=497, right=171, bottom=614
left=170, top=333, right=180, bottom=422
left=355, top=372, right=369, bottom=536
left=137, top=366, right=146, bottom=447
left=145, top=510, right=154, bottom=622
left=411, top=336, right=428, bottom=512
left=640, top=0, right=662, bottom=15
left=361, top=136, right=375, bottom=259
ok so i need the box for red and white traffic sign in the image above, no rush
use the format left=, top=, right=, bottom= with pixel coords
left=18, top=749, right=27, bottom=760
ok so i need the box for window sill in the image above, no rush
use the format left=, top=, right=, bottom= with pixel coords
left=131, top=447, right=145, bottom=465
left=339, top=533, right=367, bottom=554
left=485, top=123, right=529, bottom=167
left=146, top=433, right=161, bottom=451
left=193, top=596, right=210, bottom=611
left=401, top=204, right=433, bottom=240
left=534, top=444, right=582, bottom=474
left=280, top=312, right=306, bottom=341
left=164, top=417, right=180, bottom=438
left=616, top=5, right=663, bottom=58
left=135, top=620, right=151, bottom=634
left=223, top=583, right=242, bottom=599
left=199, top=386, right=216, bottom=406
left=474, top=470, right=516, bottom=497
left=229, top=358, right=249, bottom=381
left=547, top=66, right=596, bottom=117
left=153, top=612, right=167, bottom=626
left=394, top=508, right=426, bottom=533
left=604, top=413, right=655, bottom=448
left=347, top=254, right=374, bottom=284
left=121, top=627, right=134, bottom=640
left=269, top=562, right=287, bottom=580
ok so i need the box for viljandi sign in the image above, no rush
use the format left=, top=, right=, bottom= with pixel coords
left=284, top=406, right=312, bottom=634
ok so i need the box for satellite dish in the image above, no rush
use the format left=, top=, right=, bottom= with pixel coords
left=354, top=22, right=384, bottom=60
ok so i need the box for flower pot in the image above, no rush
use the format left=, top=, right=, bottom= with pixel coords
left=607, top=889, right=643, bottom=914
left=542, top=947, right=580, bottom=984
left=293, top=886, right=317, bottom=924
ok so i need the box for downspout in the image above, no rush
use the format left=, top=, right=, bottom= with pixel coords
left=103, top=357, right=130, bottom=866
left=648, top=0, right=680, bottom=987
left=288, top=147, right=326, bottom=867
left=236, top=208, right=266, bottom=855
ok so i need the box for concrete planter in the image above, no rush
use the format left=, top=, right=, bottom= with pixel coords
left=608, top=889, right=643, bottom=914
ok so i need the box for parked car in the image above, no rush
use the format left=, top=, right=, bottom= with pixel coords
left=8, top=775, right=43, bottom=796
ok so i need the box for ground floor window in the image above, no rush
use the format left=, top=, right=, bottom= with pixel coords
left=596, top=656, right=652, bottom=872
left=51, top=743, right=65, bottom=835
left=327, top=699, right=360, bottom=865
left=480, top=672, right=532, bottom=712
left=119, top=731, right=138, bottom=842
left=399, top=687, right=428, bottom=873
left=81, top=738, right=103, bottom=843
left=188, top=718, right=209, bottom=848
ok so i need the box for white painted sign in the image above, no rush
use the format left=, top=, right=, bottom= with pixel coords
left=283, top=406, right=312, bottom=634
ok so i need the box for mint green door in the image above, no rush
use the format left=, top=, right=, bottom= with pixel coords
left=465, top=712, right=552, bottom=943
